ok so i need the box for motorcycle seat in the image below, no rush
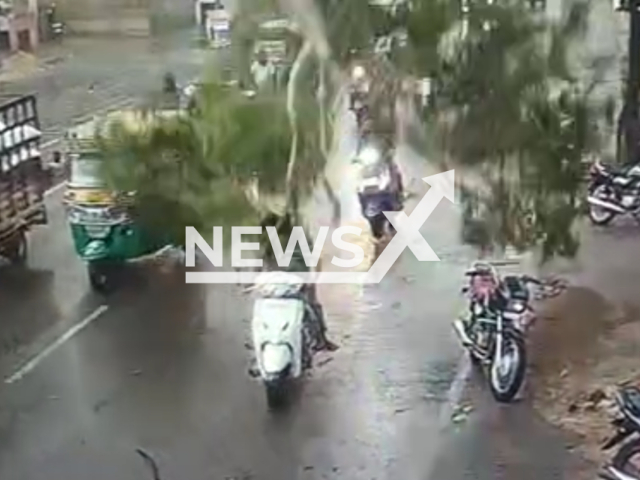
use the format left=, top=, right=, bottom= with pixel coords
left=503, top=275, right=529, bottom=302
left=618, top=387, right=640, bottom=425
left=599, top=161, right=640, bottom=177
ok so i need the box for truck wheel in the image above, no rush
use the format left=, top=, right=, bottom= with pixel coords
left=6, top=231, right=27, bottom=265
left=88, top=262, right=115, bottom=293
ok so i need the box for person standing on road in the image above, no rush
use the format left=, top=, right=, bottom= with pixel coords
left=250, top=50, right=275, bottom=92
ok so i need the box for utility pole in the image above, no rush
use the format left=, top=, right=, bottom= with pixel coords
left=627, top=0, right=640, bottom=162
left=617, top=0, right=640, bottom=162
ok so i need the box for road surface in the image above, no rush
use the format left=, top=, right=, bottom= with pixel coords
left=0, top=97, right=592, bottom=479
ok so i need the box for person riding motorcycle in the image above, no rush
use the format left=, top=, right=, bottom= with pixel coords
left=355, top=137, right=404, bottom=213
left=349, top=64, right=369, bottom=114
left=259, top=212, right=338, bottom=352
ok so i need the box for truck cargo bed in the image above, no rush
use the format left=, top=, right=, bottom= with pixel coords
left=0, top=94, right=47, bottom=241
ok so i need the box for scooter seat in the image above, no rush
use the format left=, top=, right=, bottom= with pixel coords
left=618, top=387, right=640, bottom=425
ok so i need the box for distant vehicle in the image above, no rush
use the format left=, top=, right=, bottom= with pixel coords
left=0, top=94, right=52, bottom=264
left=204, top=8, right=231, bottom=49
left=195, top=0, right=224, bottom=29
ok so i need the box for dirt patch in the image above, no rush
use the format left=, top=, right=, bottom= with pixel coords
left=529, top=286, right=640, bottom=463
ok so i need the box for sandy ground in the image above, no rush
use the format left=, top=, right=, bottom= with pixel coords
left=529, top=277, right=640, bottom=465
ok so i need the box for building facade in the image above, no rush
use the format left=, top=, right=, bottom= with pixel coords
left=0, top=0, right=39, bottom=52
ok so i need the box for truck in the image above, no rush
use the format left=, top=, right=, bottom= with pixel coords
left=0, top=94, right=51, bottom=264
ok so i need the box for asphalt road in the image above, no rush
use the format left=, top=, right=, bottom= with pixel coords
left=0, top=98, right=593, bottom=480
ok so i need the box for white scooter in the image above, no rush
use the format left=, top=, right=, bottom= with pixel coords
left=250, top=271, right=314, bottom=409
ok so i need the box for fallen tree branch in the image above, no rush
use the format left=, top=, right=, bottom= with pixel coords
left=136, top=448, right=162, bottom=480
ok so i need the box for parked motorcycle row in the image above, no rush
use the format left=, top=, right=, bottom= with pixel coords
left=585, top=160, right=640, bottom=479
left=588, top=158, right=640, bottom=226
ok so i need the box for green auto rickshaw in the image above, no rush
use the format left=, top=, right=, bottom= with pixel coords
left=63, top=112, right=175, bottom=293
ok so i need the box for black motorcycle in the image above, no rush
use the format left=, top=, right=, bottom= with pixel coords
left=600, top=387, right=640, bottom=480
left=587, top=159, right=640, bottom=225
left=453, top=263, right=542, bottom=402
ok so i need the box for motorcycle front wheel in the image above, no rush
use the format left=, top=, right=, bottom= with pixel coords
left=368, top=215, right=386, bottom=240
left=611, top=439, right=640, bottom=478
left=489, top=333, right=526, bottom=403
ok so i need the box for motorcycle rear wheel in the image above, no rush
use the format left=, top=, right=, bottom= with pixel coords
left=589, top=185, right=616, bottom=226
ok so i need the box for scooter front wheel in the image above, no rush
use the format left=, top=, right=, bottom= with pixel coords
left=265, top=378, right=288, bottom=410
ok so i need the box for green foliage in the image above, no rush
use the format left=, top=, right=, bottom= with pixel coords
left=413, top=0, right=607, bottom=261
left=315, top=0, right=397, bottom=64
left=403, top=0, right=457, bottom=76
left=95, top=81, right=323, bottom=247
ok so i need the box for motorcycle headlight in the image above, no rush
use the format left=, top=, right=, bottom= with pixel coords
left=352, top=65, right=366, bottom=80
left=473, top=303, right=484, bottom=316
left=511, top=301, right=526, bottom=313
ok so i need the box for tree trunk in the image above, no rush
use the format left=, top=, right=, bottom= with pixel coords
left=285, top=40, right=313, bottom=222
left=317, top=59, right=341, bottom=226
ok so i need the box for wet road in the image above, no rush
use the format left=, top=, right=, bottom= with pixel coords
left=0, top=96, right=595, bottom=480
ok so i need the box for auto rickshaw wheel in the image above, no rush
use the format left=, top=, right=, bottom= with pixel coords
left=88, top=261, right=116, bottom=293
left=4, top=230, right=27, bottom=265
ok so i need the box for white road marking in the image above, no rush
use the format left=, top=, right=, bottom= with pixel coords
left=41, top=138, right=61, bottom=149
left=5, top=304, right=110, bottom=384
left=44, top=180, right=66, bottom=198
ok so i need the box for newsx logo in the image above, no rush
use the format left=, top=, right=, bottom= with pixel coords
left=184, top=170, right=455, bottom=284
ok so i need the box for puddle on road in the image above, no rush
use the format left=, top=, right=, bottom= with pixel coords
left=421, top=360, right=460, bottom=402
